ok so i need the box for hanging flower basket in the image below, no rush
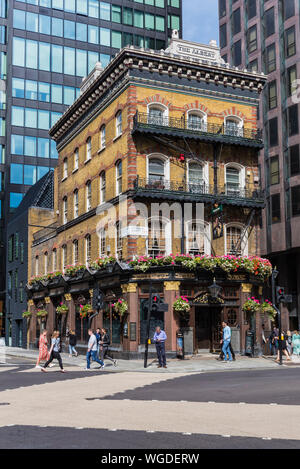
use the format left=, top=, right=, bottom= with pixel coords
left=36, top=309, right=48, bottom=319
left=261, top=300, right=277, bottom=321
left=22, top=311, right=32, bottom=319
left=79, top=304, right=93, bottom=319
left=173, top=296, right=191, bottom=314
left=112, top=299, right=128, bottom=317
left=242, top=297, right=260, bottom=314
left=56, top=303, right=69, bottom=315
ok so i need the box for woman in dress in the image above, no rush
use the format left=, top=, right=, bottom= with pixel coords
left=292, top=331, right=300, bottom=356
left=35, top=329, right=49, bottom=368
left=41, top=330, right=66, bottom=373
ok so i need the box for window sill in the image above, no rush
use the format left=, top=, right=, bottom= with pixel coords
left=72, top=168, right=78, bottom=174
left=98, top=147, right=106, bottom=154
left=61, top=177, right=67, bottom=182
left=113, top=133, right=122, bottom=142
left=84, top=158, right=91, bottom=165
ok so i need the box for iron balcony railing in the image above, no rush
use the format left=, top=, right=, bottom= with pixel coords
left=133, top=112, right=263, bottom=146
left=133, top=177, right=264, bottom=203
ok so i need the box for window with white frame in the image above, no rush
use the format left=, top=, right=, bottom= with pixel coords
left=226, top=165, right=242, bottom=195
left=188, top=162, right=205, bottom=193
left=85, top=234, right=91, bottom=265
left=148, top=105, right=166, bottom=126
left=52, top=248, right=57, bottom=272
left=99, top=228, right=106, bottom=257
left=147, top=218, right=166, bottom=258
left=44, top=252, right=48, bottom=275
left=225, top=224, right=248, bottom=256
left=116, top=111, right=122, bottom=137
left=86, top=137, right=92, bottom=161
left=62, top=245, right=67, bottom=271
left=100, top=125, right=106, bottom=149
left=225, top=116, right=244, bottom=137
left=148, top=157, right=165, bottom=185
left=35, top=256, right=39, bottom=275
left=100, top=171, right=106, bottom=203
left=74, top=148, right=79, bottom=171
left=187, top=111, right=207, bottom=132
left=63, top=158, right=68, bottom=179
left=186, top=221, right=211, bottom=256
left=63, top=196, right=68, bottom=224
left=73, top=239, right=78, bottom=265
left=116, top=160, right=122, bottom=195
left=74, top=189, right=79, bottom=218
left=86, top=181, right=92, bottom=211
left=116, top=221, right=123, bottom=259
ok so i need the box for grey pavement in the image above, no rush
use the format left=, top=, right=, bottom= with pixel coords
left=2, top=345, right=298, bottom=373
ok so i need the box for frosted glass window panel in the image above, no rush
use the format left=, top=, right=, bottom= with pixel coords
left=88, top=51, right=98, bottom=73
left=52, top=17, right=63, bottom=37
left=24, top=136, right=36, bottom=156
left=38, top=138, right=49, bottom=158
left=76, top=49, right=87, bottom=77
left=50, top=140, right=58, bottom=158
left=12, top=106, right=24, bottom=127
left=156, top=15, right=165, bottom=32
left=77, top=0, right=88, bottom=15
left=26, top=40, right=38, bottom=69
left=51, top=44, right=63, bottom=73
left=100, top=27, right=110, bottom=46
left=88, top=25, right=98, bottom=44
left=64, top=47, right=75, bottom=75
left=12, top=78, right=24, bottom=98
left=51, top=83, right=63, bottom=104
left=11, top=134, right=23, bottom=155
left=25, top=108, right=37, bottom=128
left=100, top=2, right=110, bottom=20
left=40, top=0, right=51, bottom=6
left=39, top=14, right=51, bottom=35
left=51, top=112, right=61, bottom=127
left=38, top=109, right=49, bottom=130
left=65, top=0, right=75, bottom=12
left=25, top=80, right=38, bottom=100
left=100, top=53, right=110, bottom=68
left=39, top=42, right=50, bottom=71
left=134, top=10, right=144, bottom=28
left=13, top=10, right=25, bottom=29
left=64, top=86, right=75, bottom=105
left=26, top=12, right=38, bottom=32
left=64, top=20, right=75, bottom=39
left=145, top=13, right=155, bottom=30
left=112, top=30, right=122, bottom=48
left=53, top=0, right=63, bottom=10
left=11, top=164, right=23, bottom=184
left=13, top=38, right=25, bottom=67
left=24, top=165, right=37, bottom=185
left=76, top=22, right=87, bottom=41
left=88, top=0, right=99, bottom=18
left=39, top=82, right=50, bottom=102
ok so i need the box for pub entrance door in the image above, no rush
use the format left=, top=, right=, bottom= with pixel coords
left=195, top=306, right=222, bottom=352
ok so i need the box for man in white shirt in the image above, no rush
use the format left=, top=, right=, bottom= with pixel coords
left=221, top=321, right=233, bottom=362
left=86, top=329, right=105, bottom=370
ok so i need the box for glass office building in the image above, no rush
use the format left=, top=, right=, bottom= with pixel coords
left=0, top=0, right=182, bottom=337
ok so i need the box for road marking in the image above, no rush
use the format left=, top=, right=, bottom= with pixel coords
left=180, top=400, right=187, bottom=403
left=222, top=435, right=231, bottom=438
left=75, top=427, right=84, bottom=430
left=109, top=429, right=117, bottom=432
left=146, top=431, right=155, bottom=433
left=269, top=403, right=278, bottom=406
left=152, top=399, right=158, bottom=402
left=262, top=437, right=272, bottom=441
left=182, top=432, right=192, bottom=436
left=239, top=402, right=246, bottom=405
left=208, top=401, right=216, bottom=403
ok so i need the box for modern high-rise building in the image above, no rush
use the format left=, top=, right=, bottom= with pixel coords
left=0, top=0, right=182, bottom=336
left=219, top=0, right=300, bottom=329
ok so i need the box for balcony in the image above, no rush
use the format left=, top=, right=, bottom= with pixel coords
left=132, top=112, right=263, bottom=149
left=133, top=177, right=265, bottom=208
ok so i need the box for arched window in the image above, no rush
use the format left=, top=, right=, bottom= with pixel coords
left=86, top=181, right=92, bottom=211
left=188, top=162, right=205, bottom=193
left=74, top=189, right=79, bottom=218
left=100, top=171, right=106, bottom=203
left=225, top=164, right=245, bottom=196
left=100, top=125, right=106, bottom=150
left=187, top=111, right=207, bottom=132
left=86, top=137, right=92, bottom=161
left=63, top=158, right=68, bottom=179
left=148, top=104, right=167, bottom=126
left=62, top=245, right=67, bottom=271
left=63, top=196, right=68, bottom=224
left=225, top=224, right=248, bottom=256
left=44, top=252, right=48, bottom=275
left=35, top=256, right=39, bottom=275
left=116, top=160, right=122, bottom=195
left=148, top=157, right=165, bottom=185
left=116, top=111, right=122, bottom=137
left=85, top=234, right=91, bottom=265
left=186, top=221, right=211, bottom=256
left=52, top=248, right=57, bottom=272
left=73, top=239, right=78, bottom=265
left=225, top=116, right=244, bottom=137
left=74, top=148, right=79, bottom=171
left=116, top=221, right=122, bottom=259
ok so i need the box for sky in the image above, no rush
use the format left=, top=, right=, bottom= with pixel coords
left=183, top=0, right=219, bottom=46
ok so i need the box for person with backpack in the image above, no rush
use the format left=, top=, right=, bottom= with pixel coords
left=41, top=330, right=66, bottom=373
left=100, top=328, right=117, bottom=367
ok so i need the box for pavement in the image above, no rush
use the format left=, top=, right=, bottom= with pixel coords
left=1, top=355, right=300, bottom=449
left=3, top=345, right=298, bottom=373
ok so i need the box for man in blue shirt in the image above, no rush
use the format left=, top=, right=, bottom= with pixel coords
left=153, top=326, right=167, bottom=368
left=221, top=321, right=233, bottom=362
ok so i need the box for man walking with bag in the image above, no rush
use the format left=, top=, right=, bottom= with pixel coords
left=85, top=329, right=105, bottom=370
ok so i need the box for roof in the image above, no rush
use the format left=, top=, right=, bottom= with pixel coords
left=10, top=170, right=54, bottom=221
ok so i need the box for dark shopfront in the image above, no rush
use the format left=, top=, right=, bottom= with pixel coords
left=25, top=263, right=275, bottom=358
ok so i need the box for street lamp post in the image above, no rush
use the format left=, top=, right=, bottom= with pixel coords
left=208, top=278, right=222, bottom=299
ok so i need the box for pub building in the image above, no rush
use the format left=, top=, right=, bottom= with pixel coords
left=24, top=32, right=282, bottom=357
